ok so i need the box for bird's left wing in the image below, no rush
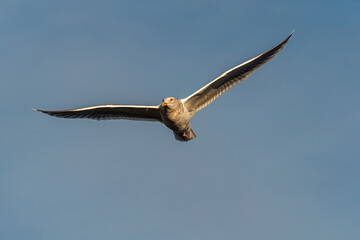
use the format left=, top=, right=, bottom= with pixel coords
left=183, top=31, right=293, bottom=117
left=33, top=104, right=162, bottom=122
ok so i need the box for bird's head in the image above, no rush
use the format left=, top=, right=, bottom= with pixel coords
left=161, top=97, right=179, bottom=110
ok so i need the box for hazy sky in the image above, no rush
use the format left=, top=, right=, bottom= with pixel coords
left=1, top=0, right=359, bottom=239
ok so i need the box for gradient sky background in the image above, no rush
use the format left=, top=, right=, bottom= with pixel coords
left=1, top=0, right=359, bottom=239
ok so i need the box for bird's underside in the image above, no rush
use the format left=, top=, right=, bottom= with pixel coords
left=34, top=31, right=293, bottom=142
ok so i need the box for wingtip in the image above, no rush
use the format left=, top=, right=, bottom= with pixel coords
left=280, top=30, right=294, bottom=45
left=32, top=108, right=45, bottom=113
left=287, top=30, right=294, bottom=40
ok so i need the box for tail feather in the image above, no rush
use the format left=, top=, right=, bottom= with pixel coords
left=173, top=128, right=196, bottom=142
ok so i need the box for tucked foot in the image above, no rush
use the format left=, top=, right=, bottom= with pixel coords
left=172, top=128, right=196, bottom=142
left=182, top=132, right=188, bottom=141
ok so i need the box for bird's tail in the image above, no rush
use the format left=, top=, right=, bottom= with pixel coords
left=173, top=127, right=196, bottom=142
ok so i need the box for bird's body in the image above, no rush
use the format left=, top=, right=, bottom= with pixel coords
left=159, top=97, right=195, bottom=141
left=34, top=32, right=293, bottom=142
left=160, top=97, right=189, bottom=132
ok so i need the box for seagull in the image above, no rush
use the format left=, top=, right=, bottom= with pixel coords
left=34, top=32, right=293, bottom=142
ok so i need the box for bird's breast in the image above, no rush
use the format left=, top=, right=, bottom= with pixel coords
left=160, top=107, right=190, bottom=132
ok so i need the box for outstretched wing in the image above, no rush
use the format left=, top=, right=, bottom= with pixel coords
left=183, top=31, right=293, bottom=116
left=33, top=104, right=162, bottom=122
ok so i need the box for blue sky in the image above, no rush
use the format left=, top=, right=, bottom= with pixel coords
left=1, top=0, right=359, bottom=239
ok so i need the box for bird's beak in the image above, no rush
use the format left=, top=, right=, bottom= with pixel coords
left=162, top=100, right=168, bottom=107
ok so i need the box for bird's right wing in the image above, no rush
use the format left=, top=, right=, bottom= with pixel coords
left=33, top=104, right=162, bottom=122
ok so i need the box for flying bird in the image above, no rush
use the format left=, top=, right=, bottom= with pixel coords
left=34, top=32, right=293, bottom=142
